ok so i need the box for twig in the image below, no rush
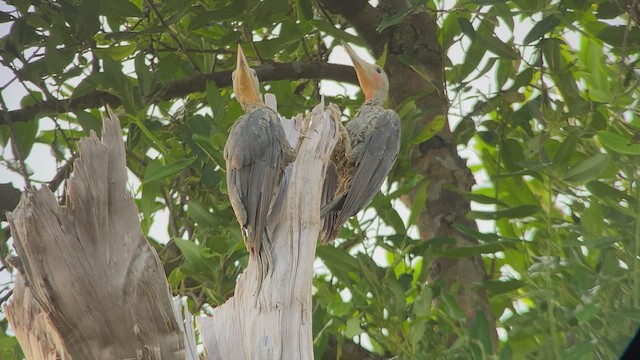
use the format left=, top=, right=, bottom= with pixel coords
left=145, top=0, right=203, bottom=74
left=614, top=0, right=638, bottom=99
left=48, top=155, right=77, bottom=192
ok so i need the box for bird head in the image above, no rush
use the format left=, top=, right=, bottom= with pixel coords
left=232, top=45, right=263, bottom=111
left=342, top=41, right=389, bottom=106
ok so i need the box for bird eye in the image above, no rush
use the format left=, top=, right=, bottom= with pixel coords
left=375, top=67, right=382, bottom=74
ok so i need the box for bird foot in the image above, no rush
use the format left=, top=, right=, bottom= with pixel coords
left=337, top=122, right=354, bottom=161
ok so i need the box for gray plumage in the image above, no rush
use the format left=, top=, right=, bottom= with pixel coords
left=320, top=104, right=400, bottom=243
left=225, top=106, right=295, bottom=257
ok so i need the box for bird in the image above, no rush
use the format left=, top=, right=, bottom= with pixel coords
left=224, top=45, right=296, bottom=274
left=320, top=42, right=401, bottom=243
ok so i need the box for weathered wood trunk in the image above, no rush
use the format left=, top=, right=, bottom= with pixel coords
left=5, top=108, right=196, bottom=359
left=198, top=99, right=340, bottom=359
left=4, top=276, right=70, bottom=360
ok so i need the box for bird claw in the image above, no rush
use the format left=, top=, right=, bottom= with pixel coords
left=337, top=122, right=354, bottom=160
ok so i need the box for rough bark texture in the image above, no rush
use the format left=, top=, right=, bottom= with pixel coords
left=5, top=108, right=194, bottom=359
left=198, top=98, right=340, bottom=359
left=318, top=0, right=498, bottom=347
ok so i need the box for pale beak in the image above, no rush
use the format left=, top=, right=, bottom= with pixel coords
left=341, top=41, right=377, bottom=100
left=234, top=45, right=261, bottom=104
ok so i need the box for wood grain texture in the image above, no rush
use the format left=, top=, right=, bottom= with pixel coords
left=4, top=275, right=70, bottom=360
left=6, top=108, right=192, bottom=360
left=199, top=98, right=341, bottom=360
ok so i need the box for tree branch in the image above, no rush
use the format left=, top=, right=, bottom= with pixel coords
left=3, top=62, right=357, bottom=125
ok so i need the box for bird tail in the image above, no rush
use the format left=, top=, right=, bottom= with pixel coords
left=320, top=162, right=342, bottom=243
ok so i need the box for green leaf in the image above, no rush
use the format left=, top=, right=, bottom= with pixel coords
left=496, top=58, right=512, bottom=89
left=99, top=0, right=142, bottom=17
left=317, top=246, right=359, bottom=275
left=542, top=38, right=563, bottom=73
left=0, top=11, right=15, bottom=23
left=158, top=53, right=182, bottom=82
left=552, top=128, right=580, bottom=166
left=496, top=204, right=539, bottom=218
left=509, top=67, right=534, bottom=91
left=44, top=43, right=75, bottom=74
left=345, top=318, right=363, bottom=338
left=597, top=131, right=640, bottom=155
left=71, top=73, right=104, bottom=99
left=458, top=17, right=476, bottom=41
left=94, top=44, right=137, bottom=61
left=616, top=308, right=640, bottom=322
left=460, top=41, right=488, bottom=80
left=563, top=153, right=610, bottom=182
left=173, top=238, right=215, bottom=273
left=560, top=341, right=594, bottom=360
left=523, top=15, right=560, bottom=44
left=412, top=287, right=433, bottom=317
left=440, top=292, right=466, bottom=321
left=408, top=181, right=427, bottom=226
left=440, top=243, right=504, bottom=257
left=377, top=8, right=413, bottom=32
left=598, top=26, right=640, bottom=48
left=142, top=158, right=196, bottom=184
left=75, top=110, right=103, bottom=136
left=192, top=133, right=220, bottom=163
left=452, top=223, right=501, bottom=242
left=470, top=311, right=492, bottom=355
left=412, top=115, right=446, bottom=144
left=188, top=199, right=218, bottom=228
left=10, top=120, right=39, bottom=158
left=478, top=35, right=519, bottom=60
left=207, top=81, right=228, bottom=122
left=586, top=181, right=632, bottom=202
left=310, top=20, right=364, bottom=46
left=188, top=1, right=246, bottom=30
left=357, top=253, right=383, bottom=294
left=596, top=2, right=625, bottom=19
left=482, top=279, right=524, bottom=295
left=141, top=159, right=162, bottom=217
left=575, top=303, right=598, bottom=323
left=135, top=52, right=155, bottom=97
left=469, top=204, right=539, bottom=220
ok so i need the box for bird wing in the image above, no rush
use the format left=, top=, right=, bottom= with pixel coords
left=224, top=107, right=290, bottom=255
left=320, top=161, right=340, bottom=241
left=331, top=109, right=400, bottom=233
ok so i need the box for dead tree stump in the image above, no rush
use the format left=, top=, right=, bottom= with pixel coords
left=198, top=99, right=341, bottom=359
left=5, top=108, right=195, bottom=360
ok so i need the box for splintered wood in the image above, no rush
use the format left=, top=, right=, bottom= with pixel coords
left=198, top=98, right=340, bottom=360
left=5, top=108, right=194, bottom=360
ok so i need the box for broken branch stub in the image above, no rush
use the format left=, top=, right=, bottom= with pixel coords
left=199, top=99, right=341, bottom=359
left=6, top=108, right=190, bottom=359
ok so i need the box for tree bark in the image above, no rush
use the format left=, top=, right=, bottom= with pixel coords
left=317, top=0, right=498, bottom=348
left=198, top=98, right=341, bottom=359
left=5, top=108, right=196, bottom=359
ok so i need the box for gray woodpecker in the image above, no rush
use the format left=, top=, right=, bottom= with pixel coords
left=320, top=42, right=401, bottom=243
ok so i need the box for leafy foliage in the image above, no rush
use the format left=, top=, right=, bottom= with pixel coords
left=0, top=0, right=639, bottom=358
